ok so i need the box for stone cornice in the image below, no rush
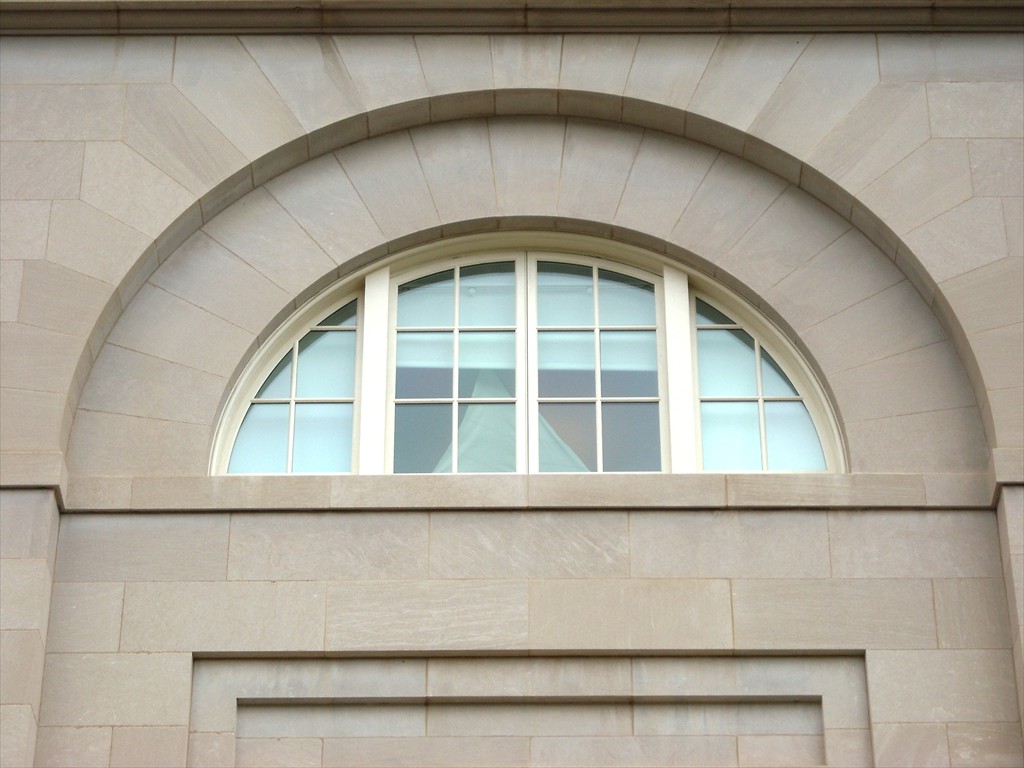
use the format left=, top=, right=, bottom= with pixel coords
left=1, top=0, right=1022, bottom=35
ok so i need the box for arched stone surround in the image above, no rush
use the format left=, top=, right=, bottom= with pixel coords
left=65, top=114, right=988, bottom=480
left=1, top=34, right=1019, bottom=489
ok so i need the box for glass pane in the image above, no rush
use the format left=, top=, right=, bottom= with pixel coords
left=765, top=402, right=826, bottom=471
left=539, top=403, right=596, bottom=472
left=602, top=403, right=660, bottom=471
left=600, top=331, right=658, bottom=397
left=295, top=331, right=356, bottom=399
left=228, top=404, right=289, bottom=473
left=701, top=401, right=762, bottom=471
left=458, top=403, right=516, bottom=472
left=537, top=262, right=593, bottom=327
left=397, top=270, right=454, bottom=327
left=292, top=403, right=352, bottom=473
left=761, top=350, right=798, bottom=397
left=598, top=270, right=655, bottom=326
left=459, top=331, right=515, bottom=398
left=396, top=332, right=453, bottom=399
left=318, top=300, right=357, bottom=327
left=459, top=263, right=515, bottom=327
left=255, top=351, right=292, bottom=399
left=697, top=329, right=758, bottom=397
left=538, top=331, right=595, bottom=398
left=394, top=404, right=452, bottom=473
left=695, top=299, right=734, bottom=326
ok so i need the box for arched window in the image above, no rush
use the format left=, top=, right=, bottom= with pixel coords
left=212, top=241, right=841, bottom=475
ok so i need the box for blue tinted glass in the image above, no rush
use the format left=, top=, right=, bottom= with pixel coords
left=458, top=403, right=516, bottom=472
left=459, top=263, right=515, bottom=327
left=398, top=270, right=454, bottom=327
left=295, top=331, right=356, bottom=399
left=255, top=351, right=292, bottom=399
left=697, top=329, right=757, bottom=397
left=292, top=403, right=352, bottom=473
left=318, top=300, right=357, bottom=327
left=537, top=262, right=593, bottom=327
left=603, top=403, right=660, bottom=471
left=394, top=404, right=452, bottom=473
left=701, top=401, right=762, bottom=471
left=228, top=404, right=289, bottom=473
left=600, top=331, right=658, bottom=397
left=765, top=401, right=826, bottom=471
left=538, top=331, right=595, bottom=398
left=459, top=332, right=515, bottom=398
left=396, top=332, right=453, bottom=399
left=598, top=270, right=655, bottom=326
left=539, top=403, right=596, bottom=472
left=761, top=350, right=798, bottom=397
left=695, top=299, right=734, bottom=326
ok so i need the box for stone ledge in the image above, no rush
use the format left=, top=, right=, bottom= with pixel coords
left=57, top=471, right=998, bottom=512
left=1, top=0, right=1021, bottom=35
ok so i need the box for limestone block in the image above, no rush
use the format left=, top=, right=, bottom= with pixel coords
left=831, top=341, right=977, bottom=423
left=802, top=281, right=946, bottom=375
left=867, top=650, right=1019, bottom=723
left=873, top=723, right=951, bottom=768
left=428, top=702, right=631, bottom=737
left=941, top=256, right=1024, bottom=336
left=670, top=152, right=788, bottom=259
left=530, top=735, right=737, bottom=767
left=0, top=704, right=36, bottom=768
left=0, top=489, right=58, bottom=563
left=559, top=35, right=638, bottom=118
left=173, top=37, right=304, bottom=162
left=830, top=511, right=1001, bottom=578
left=123, top=84, right=249, bottom=199
left=631, top=511, right=829, bottom=578
left=634, top=701, right=822, bottom=737
left=971, top=322, right=1024, bottom=391
left=410, top=119, right=498, bottom=222
left=878, top=34, right=1024, bottom=82
left=749, top=34, right=878, bottom=159
left=44, top=200, right=150, bottom=286
left=322, top=736, right=529, bottom=768
left=325, top=580, right=528, bottom=651
left=922, top=473, right=995, bottom=508
left=0, top=200, right=49, bottom=262
left=0, top=261, right=22, bottom=322
left=0, top=560, right=50, bottom=634
left=624, top=35, right=718, bottom=110
left=241, top=36, right=365, bottom=133
left=80, top=141, right=196, bottom=239
left=429, top=511, right=628, bottom=579
left=65, top=410, right=211, bottom=477
left=187, top=732, right=234, bottom=768
left=228, top=512, right=427, bottom=581
left=720, top=186, right=851, bottom=294
left=426, top=658, right=632, bottom=699
left=0, top=85, right=124, bottom=143
left=807, top=82, right=930, bottom=193
left=732, top=578, right=937, bottom=650
left=16, top=259, right=111, bottom=335
left=109, top=726, right=187, bottom=768
left=825, top=728, right=874, bottom=768
left=0, top=37, right=173, bottom=85
left=529, top=579, right=732, bottom=651
left=490, top=117, right=566, bottom=215
left=0, top=388, right=67, bottom=453
left=39, top=652, right=191, bottom=726
left=905, top=197, right=1010, bottom=283
left=935, top=579, right=1012, bottom=650
left=491, top=35, right=561, bottom=91
left=764, top=228, right=903, bottom=333
left=235, top=738, right=321, bottom=768
left=0, top=142, right=82, bottom=200
left=688, top=34, right=809, bottom=131
left=239, top=703, right=423, bottom=738
left=122, top=580, right=326, bottom=652
left=45, top=582, right=123, bottom=653
left=947, top=722, right=1024, bottom=767
left=724, top=473, right=926, bottom=508
left=333, top=36, right=428, bottom=112
left=330, top=474, right=529, bottom=509
left=614, top=132, right=718, bottom=239
left=929, top=83, right=1024, bottom=139
left=417, top=35, right=492, bottom=96
left=334, top=131, right=439, bottom=238
left=33, top=726, right=111, bottom=768
left=0, top=631, right=43, bottom=712
left=54, top=513, right=228, bottom=583
left=130, top=476, right=332, bottom=511
left=265, top=153, right=384, bottom=265
left=106, top=283, right=254, bottom=377
left=859, top=139, right=973, bottom=236
left=970, top=139, right=1024, bottom=197
left=738, top=734, right=825, bottom=767
left=558, top=120, right=642, bottom=224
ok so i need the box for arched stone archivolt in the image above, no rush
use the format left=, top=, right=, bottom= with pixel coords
left=66, top=115, right=988, bottom=479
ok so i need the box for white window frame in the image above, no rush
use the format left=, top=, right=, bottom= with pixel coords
left=210, top=234, right=846, bottom=475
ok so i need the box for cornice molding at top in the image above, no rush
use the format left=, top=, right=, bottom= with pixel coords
left=1, top=0, right=1023, bottom=36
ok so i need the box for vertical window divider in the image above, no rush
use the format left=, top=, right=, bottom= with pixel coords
left=285, top=344, right=298, bottom=473
left=451, top=267, right=461, bottom=473
left=755, top=340, right=769, bottom=471
left=592, top=266, right=604, bottom=473
left=358, top=266, right=391, bottom=473
left=663, top=267, right=696, bottom=472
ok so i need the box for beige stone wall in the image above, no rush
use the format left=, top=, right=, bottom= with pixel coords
left=1, top=30, right=1022, bottom=768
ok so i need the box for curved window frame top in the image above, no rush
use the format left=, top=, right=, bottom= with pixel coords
left=211, top=235, right=846, bottom=475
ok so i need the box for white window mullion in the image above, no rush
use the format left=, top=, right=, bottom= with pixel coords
left=663, top=267, right=697, bottom=472
left=357, top=266, right=390, bottom=473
